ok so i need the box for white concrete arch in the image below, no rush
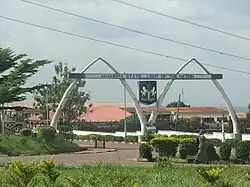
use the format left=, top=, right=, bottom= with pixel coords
left=50, top=57, right=147, bottom=134
left=148, top=58, right=240, bottom=139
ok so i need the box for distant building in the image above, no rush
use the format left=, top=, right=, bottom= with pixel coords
left=7, top=102, right=245, bottom=130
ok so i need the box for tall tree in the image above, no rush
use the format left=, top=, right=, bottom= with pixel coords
left=0, top=47, right=51, bottom=105
left=34, top=62, right=90, bottom=123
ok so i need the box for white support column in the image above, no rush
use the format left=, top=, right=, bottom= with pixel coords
left=148, top=59, right=194, bottom=125
left=50, top=58, right=147, bottom=137
left=147, top=58, right=240, bottom=140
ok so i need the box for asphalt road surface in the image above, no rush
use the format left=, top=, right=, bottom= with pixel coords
left=0, top=141, right=140, bottom=165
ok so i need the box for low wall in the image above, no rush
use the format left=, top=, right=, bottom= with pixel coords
left=73, top=130, right=250, bottom=141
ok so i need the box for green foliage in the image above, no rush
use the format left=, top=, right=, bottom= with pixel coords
left=154, top=157, right=173, bottom=168
left=77, top=134, right=138, bottom=142
left=235, top=140, right=250, bottom=161
left=37, top=126, right=56, bottom=142
left=0, top=133, right=81, bottom=155
left=220, top=142, right=232, bottom=161
left=151, top=137, right=179, bottom=157
left=167, top=101, right=190, bottom=107
left=38, top=158, right=60, bottom=186
left=170, top=134, right=197, bottom=139
left=58, top=124, right=76, bottom=142
left=179, top=142, right=197, bottom=159
left=1, top=160, right=250, bottom=186
left=0, top=47, right=51, bottom=104
left=196, top=167, right=226, bottom=186
left=20, top=128, right=32, bottom=137
left=208, top=138, right=222, bottom=147
left=225, top=139, right=240, bottom=148
left=4, top=160, right=39, bottom=187
left=139, top=143, right=153, bottom=161
left=33, top=62, right=90, bottom=122
left=141, top=133, right=155, bottom=142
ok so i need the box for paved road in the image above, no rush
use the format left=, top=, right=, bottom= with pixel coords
left=0, top=142, right=140, bottom=165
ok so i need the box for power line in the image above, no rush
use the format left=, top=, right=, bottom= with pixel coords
left=110, top=0, right=250, bottom=42
left=17, top=0, right=250, bottom=61
left=1, top=15, right=250, bottom=76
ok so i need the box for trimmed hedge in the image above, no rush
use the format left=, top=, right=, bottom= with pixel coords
left=235, top=140, right=250, bottom=161
left=20, top=128, right=32, bottom=137
left=151, top=137, right=180, bottom=157
left=220, top=142, right=232, bottom=161
left=139, top=143, right=153, bottom=161
left=208, top=138, right=221, bottom=147
left=77, top=134, right=138, bottom=142
left=225, top=139, right=240, bottom=148
left=141, top=133, right=155, bottom=142
left=37, top=126, right=56, bottom=141
left=179, top=142, right=197, bottom=159
left=170, top=134, right=197, bottom=139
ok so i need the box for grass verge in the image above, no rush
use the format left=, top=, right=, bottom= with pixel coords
left=0, top=133, right=83, bottom=155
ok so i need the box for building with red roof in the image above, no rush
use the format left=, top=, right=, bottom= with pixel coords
left=9, top=102, right=244, bottom=128
left=76, top=106, right=132, bottom=122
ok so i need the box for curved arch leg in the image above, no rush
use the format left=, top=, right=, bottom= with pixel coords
left=148, top=58, right=240, bottom=139
left=50, top=58, right=147, bottom=135
left=148, top=59, right=194, bottom=125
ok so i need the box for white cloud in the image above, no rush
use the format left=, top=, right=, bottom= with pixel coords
left=0, top=0, right=250, bottom=108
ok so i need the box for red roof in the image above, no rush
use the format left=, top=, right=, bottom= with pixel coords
left=142, top=107, right=227, bottom=113
left=77, top=106, right=132, bottom=122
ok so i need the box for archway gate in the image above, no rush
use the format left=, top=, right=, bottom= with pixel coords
left=50, top=57, right=241, bottom=141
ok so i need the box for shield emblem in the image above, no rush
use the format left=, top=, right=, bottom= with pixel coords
left=138, top=81, right=157, bottom=105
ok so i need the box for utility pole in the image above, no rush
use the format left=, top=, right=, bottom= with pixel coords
left=222, top=113, right=225, bottom=142
left=175, top=93, right=181, bottom=130
left=44, top=84, right=49, bottom=126
left=124, top=85, right=127, bottom=140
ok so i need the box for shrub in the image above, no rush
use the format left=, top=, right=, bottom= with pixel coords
left=179, top=142, right=197, bottom=159
left=60, top=132, right=76, bottom=141
left=77, top=135, right=89, bottom=141
left=126, top=135, right=138, bottom=142
left=208, top=138, right=221, bottom=147
left=220, top=142, right=232, bottom=161
left=207, top=143, right=220, bottom=162
left=178, top=138, right=196, bottom=144
left=37, top=126, right=56, bottom=141
left=170, top=134, right=197, bottom=139
left=103, top=135, right=115, bottom=141
left=139, top=143, right=153, bottom=161
left=235, top=140, right=250, bottom=161
left=151, top=137, right=179, bottom=157
left=142, top=133, right=155, bottom=142
left=20, top=128, right=32, bottom=137
left=89, top=134, right=102, bottom=141
left=155, top=157, right=173, bottom=168
left=225, top=139, right=240, bottom=148
left=115, top=136, right=125, bottom=142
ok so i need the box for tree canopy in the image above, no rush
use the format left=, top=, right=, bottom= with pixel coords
left=0, top=47, right=51, bottom=105
left=167, top=101, right=190, bottom=107
left=34, top=62, right=90, bottom=123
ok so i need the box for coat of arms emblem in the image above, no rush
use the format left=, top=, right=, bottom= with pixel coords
left=138, top=81, right=157, bottom=105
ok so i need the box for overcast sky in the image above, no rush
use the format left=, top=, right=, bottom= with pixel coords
left=1, top=0, right=250, bottom=108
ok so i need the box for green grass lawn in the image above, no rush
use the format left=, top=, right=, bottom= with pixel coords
left=1, top=161, right=250, bottom=187
left=0, top=133, right=82, bottom=155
